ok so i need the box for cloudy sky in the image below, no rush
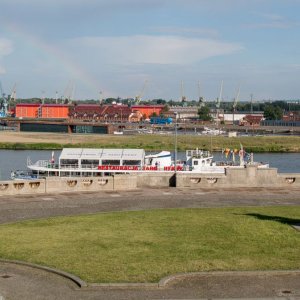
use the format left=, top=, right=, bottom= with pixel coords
left=0, top=0, right=300, bottom=101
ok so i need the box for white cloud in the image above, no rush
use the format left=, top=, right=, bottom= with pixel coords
left=0, top=38, right=13, bottom=74
left=66, top=35, right=243, bottom=65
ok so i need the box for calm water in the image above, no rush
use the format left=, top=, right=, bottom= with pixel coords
left=0, top=149, right=299, bottom=180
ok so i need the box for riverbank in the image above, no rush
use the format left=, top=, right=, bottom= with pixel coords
left=0, top=131, right=300, bottom=152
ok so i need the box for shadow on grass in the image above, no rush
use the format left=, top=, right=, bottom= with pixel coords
left=242, top=213, right=300, bottom=226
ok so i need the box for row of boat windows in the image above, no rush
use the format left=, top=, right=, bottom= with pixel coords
left=60, top=159, right=142, bottom=166
left=193, top=159, right=211, bottom=165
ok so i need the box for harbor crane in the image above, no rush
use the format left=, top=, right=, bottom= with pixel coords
left=0, top=82, right=16, bottom=117
left=181, top=80, right=187, bottom=104
left=0, top=82, right=6, bottom=117
left=63, top=81, right=75, bottom=104
left=232, top=85, right=241, bottom=125
left=135, top=80, right=148, bottom=104
left=216, top=80, right=223, bottom=109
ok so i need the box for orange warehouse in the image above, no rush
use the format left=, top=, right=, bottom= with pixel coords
left=131, top=105, right=164, bottom=119
left=41, top=104, right=69, bottom=119
left=15, top=103, right=70, bottom=119
left=15, top=104, right=40, bottom=118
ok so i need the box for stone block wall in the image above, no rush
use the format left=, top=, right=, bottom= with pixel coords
left=0, top=180, right=46, bottom=195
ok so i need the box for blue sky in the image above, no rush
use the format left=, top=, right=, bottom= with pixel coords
left=0, top=0, right=300, bottom=101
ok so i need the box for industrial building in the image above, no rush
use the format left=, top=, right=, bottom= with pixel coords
left=16, top=104, right=69, bottom=119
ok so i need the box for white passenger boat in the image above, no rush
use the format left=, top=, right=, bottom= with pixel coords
left=11, top=147, right=269, bottom=179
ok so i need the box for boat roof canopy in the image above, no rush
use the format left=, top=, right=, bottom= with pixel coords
left=59, top=148, right=145, bottom=161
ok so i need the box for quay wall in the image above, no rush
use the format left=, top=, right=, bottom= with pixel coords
left=176, top=167, right=300, bottom=188
left=136, top=173, right=176, bottom=188
left=0, top=167, right=300, bottom=196
left=0, top=175, right=137, bottom=196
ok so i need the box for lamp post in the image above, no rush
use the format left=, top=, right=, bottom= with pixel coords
left=174, top=112, right=178, bottom=172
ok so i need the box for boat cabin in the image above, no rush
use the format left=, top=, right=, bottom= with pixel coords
left=185, top=149, right=214, bottom=170
left=59, top=148, right=145, bottom=169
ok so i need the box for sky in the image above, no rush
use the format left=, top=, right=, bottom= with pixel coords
left=0, top=0, right=300, bottom=102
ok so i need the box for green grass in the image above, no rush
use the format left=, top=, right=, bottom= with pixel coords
left=0, top=135, right=300, bottom=152
left=0, top=206, right=299, bottom=283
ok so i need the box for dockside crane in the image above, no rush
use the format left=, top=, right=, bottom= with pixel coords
left=216, top=80, right=223, bottom=109
left=232, top=85, right=241, bottom=125
left=0, top=82, right=16, bottom=117
left=181, top=80, right=187, bottom=105
left=0, top=82, right=6, bottom=117
left=135, top=80, right=148, bottom=104
left=63, top=81, right=75, bottom=104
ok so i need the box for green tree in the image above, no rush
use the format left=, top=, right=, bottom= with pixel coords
left=160, top=105, right=169, bottom=116
left=150, top=112, right=157, bottom=118
left=264, top=105, right=283, bottom=120
left=198, top=106, right=212, bottom=121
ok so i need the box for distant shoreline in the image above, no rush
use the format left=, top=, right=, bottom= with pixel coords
left=0, top=131, right=300, bottom=152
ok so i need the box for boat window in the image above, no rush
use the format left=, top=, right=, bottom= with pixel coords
left=123, top=160, right=141, bottom=166
left=60, top=159, right=78, bottom=166
left=81, top=159, right=99, bottom=166
left=102, top=160, right=121, bottom=166
left=194, top=160, right=198, bottom=165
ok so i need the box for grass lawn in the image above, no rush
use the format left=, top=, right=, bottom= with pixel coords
left=0, top=206, right=299, bottom=283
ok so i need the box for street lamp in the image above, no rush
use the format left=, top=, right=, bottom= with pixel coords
left=174, top=112, right=178, bottom=172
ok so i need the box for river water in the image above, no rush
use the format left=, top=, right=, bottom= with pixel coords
left=0, top=149, right=299, bottom=180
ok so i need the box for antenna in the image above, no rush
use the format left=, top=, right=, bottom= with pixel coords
left=250, top=93, right=253, bottom=114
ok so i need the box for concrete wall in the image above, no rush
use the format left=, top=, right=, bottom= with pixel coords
left=1, top=167, right=300, bottom=197
left=0, top=180, right=46, bottom=196
left=0, top=175, right=135, bottom=197
left=113, top=174, right=137, bottom=190
left=45, top=176, right=114, bottom=193
left=176, top=166, right=300, bottom=188
left=136, top=173, right=175, bottom=187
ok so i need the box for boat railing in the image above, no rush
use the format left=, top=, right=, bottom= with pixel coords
left=29, top=160, right=53, bottom=168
